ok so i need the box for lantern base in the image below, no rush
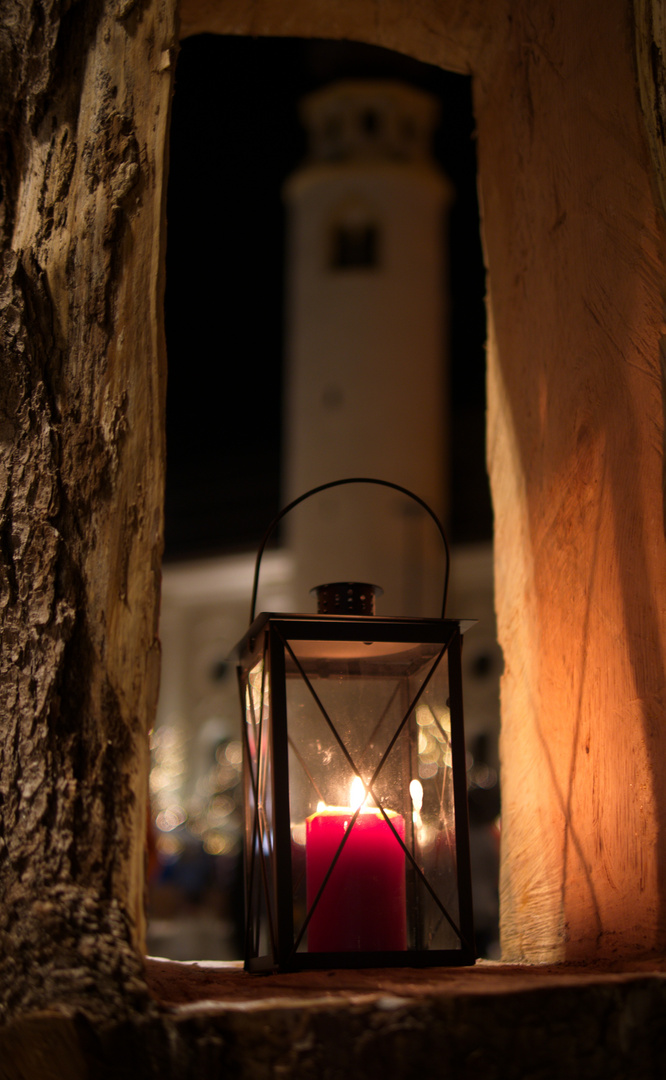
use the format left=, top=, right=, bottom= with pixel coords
left=245, top=948, right=475, bottom=974
left=236, top=611, right=477, bottom=980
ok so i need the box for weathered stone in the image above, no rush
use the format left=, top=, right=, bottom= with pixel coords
left=2, top=962, right=666, bottom=1079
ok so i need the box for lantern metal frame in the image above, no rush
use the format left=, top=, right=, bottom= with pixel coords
left=235, top=478, right=477, bottom=973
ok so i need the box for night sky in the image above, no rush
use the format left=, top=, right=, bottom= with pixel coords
left=164, top=36, right=489, bottom=560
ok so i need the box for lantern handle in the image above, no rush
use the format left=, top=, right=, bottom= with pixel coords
left=249, top=476, right=450, bottom=623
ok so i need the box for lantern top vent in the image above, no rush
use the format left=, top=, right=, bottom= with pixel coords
left=312, top=581, right=382, bottom=616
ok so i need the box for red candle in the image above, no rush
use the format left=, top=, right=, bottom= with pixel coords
left=305, top=804, right=407, bottom=952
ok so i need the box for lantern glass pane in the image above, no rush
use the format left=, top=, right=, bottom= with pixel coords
left=241, top=638, right=279, bottom=961
left=406, top=654, right=460, bottom=950
left=284, top=637, right=464, bottom=955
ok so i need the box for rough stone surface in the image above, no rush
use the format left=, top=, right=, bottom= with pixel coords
left=0, top=0, right=174, bottom=1021
left=2, top=961, right=666, bottom=1079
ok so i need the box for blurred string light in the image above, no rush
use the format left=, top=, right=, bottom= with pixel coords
left=415, top=702, right=453, bottom=780
left=150, top=725, right=187, bottom=858
left=415, top=701, right=497, bottom=791
left=469, top=760, right=498, bottom=790
left=149, top=724, right=244, bottom=864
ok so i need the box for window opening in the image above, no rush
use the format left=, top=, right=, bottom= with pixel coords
left=154, top=34, right=495, bottom=965
left=331, top=222, right=379, bottom=269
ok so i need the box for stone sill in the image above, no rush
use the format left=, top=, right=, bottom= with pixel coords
left=144, top=956, right=666, bottom=1078
left=144, top=954, right=666, bottom=1010
left=4, top=958, right=666, bottom=1079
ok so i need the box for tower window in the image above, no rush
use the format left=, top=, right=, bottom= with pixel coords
left=361, top=108, right=379, bottom=136
left=330, top=223, right=379, bottom=269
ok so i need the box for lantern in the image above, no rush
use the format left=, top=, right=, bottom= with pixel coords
left=234, top=479, right=475, bottom=971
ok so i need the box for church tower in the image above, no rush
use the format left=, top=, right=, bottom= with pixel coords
left=282, top=80, right=453, bottom=615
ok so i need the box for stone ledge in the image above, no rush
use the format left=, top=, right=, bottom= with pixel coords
left=2, top=959, right=666, bottom=1080
left=143, top=954, right=666, bottom=1006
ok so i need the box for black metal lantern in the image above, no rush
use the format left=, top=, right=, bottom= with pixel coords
left=234, top=479, right=475, bottom=972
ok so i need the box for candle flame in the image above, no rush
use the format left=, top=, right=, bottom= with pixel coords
left=350, top=776, right=367, bottom=811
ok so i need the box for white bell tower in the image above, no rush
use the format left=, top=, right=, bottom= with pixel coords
left=282, top=80, right=453, bottom=616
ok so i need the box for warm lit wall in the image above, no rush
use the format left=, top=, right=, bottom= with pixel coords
left=479, top=2, right=666, bottom=961
left=179, top=0, right=666, bottom=961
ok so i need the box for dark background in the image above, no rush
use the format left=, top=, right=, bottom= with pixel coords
left=164, top=36, right=490, bottom=560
